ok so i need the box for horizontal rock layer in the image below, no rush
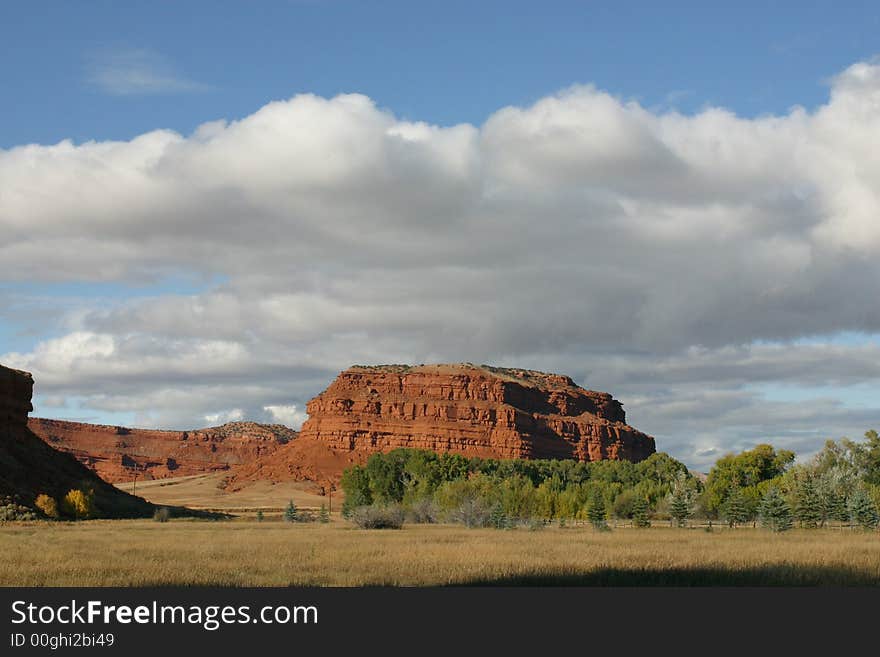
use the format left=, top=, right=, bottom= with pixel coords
left=297, top=364, right=655, bottom=462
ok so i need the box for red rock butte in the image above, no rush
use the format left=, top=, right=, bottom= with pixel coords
left=296, top=363, right=655, bottom=462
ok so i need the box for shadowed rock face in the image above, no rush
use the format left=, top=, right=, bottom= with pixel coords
left=297, top=364, right=655, bottom=462
left=28, top=418, right=297, bottom=483
left=0, top=364, right=152, bottom=516
left=0, top=365, right=33, bottom=426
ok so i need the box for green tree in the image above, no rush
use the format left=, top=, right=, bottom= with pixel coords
left=861, top=430, right=880, bottom=486
left=758, top=487, right=793, bottom=532
left=847, top=488, right=880, bottom=530
left=792, top=477, right=822, bottom=528
left=632, top=496, right=650, bottom=528
left=364, top=451, right=407, bottom=503
left=61, top=488, right=95, bottom=520
left=255, top=510, right=264, bottom=522
left=612, top=489, right=637, bottom=520
left=721, top=488, right=750, bottom=528
left=319, top=504, right=330, bottom=523
left=704, top=444, right=795, bottom=515
left=489, top=503, right=510, bottom=530
left=586, top=489, right=608, bottom=530
left=284, top=500, right=298, bottom=523
left=668, top=472, right=695, bottom=527
left=340, top=465, right=373, bottom=516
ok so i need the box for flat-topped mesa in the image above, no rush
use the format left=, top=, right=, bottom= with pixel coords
left=298, top=363, right=655, bottom=462
left=28, top=418, right=296, bottom=483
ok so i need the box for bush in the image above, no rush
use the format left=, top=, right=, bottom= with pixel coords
left=35, top=494, right=59, bottom=519
left=348, top=504, right=405, bottom=529
left=405, top=498, right=438, bottom=524
left=450, top=498, right=493, bottom=528
left=256, top=510, right=265, bottom=522
left=0, top=497, right=38, bottom=521
left=318, top=505, right=329, bottom=523
left=153, top=507, right=170, bottom=522
left=284, top=500, right=298, bottom=523
left=296, top=509, right=316, bottom=523
left=61, top=489, right=95, bottom=520
left=527, top=517, right=546, bottom=531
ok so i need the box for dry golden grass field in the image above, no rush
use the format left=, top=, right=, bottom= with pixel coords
left=115, top=474, right=336, bottom=516
left=2, top=520, right=879, bottom=586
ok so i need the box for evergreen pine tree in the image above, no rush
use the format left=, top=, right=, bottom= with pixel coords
left=827, top=489, right=850, bottom=526
left=758, top=487, right=793, bottom=532
left=847, top=488, right=880, bottom=530
left=586, top=490, right=608, bottom=530
left=668, top=473, right=694, bottom=528
left=284, top=499, right=298, bottom=523
left=319, top=504, right=330, bottom=523
left=632, top=496, right=650, bottom=528
left=721, top=488, right=750, bottom=528
left=793, top=478, right=822, bottom=529
left=489, top=503, right=509, bottom=530
left=256, top=510, right=264, bottom=522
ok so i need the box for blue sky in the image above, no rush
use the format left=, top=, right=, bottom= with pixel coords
left=3, top=1, right=879, bottom=146
left=3, top=1, right=880, bottom=468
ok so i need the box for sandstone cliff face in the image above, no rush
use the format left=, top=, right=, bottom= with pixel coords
left=28, top=418, right=296, bottom=483
left=1, top=365, right=33, bottom=427
left=297, top=364, right=655, bottom=463
left=0, top=364, right=152, bottom=516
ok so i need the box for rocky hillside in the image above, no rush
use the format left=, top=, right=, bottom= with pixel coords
left=0, top=364, right=152, bottom=517
left=29, top=418, right=296, bottom=483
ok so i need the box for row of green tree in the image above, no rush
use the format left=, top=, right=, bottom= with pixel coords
left=340, top=430, right=880, bottom=531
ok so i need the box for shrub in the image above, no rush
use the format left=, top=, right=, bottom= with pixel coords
left=527, top=517, right=546, bottom=531
left=405, top=498, right=438, bottom=524
left=256, top=510, right=265, bottom=522
left=296, top=509, right=316, bottom=523
left=0, top=497, right=38, bottom=521
left=318, top=505, right=329, bottom=523
left=35, top=494, right=59, bottom=519
left=348, top=504, right=405, bottom=529
left=61, top=489, right=95, bottom=520
left=284, top=500, right=298, bottom=523
left=450, top=498, right=493, bottom=528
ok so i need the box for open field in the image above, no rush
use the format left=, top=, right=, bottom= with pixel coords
left=115, top=473, right=338, bottom=515
left=2, top=520, right=879, bottom=586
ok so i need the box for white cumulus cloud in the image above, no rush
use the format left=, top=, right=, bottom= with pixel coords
left=4, top=59, right=880, bottom=466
